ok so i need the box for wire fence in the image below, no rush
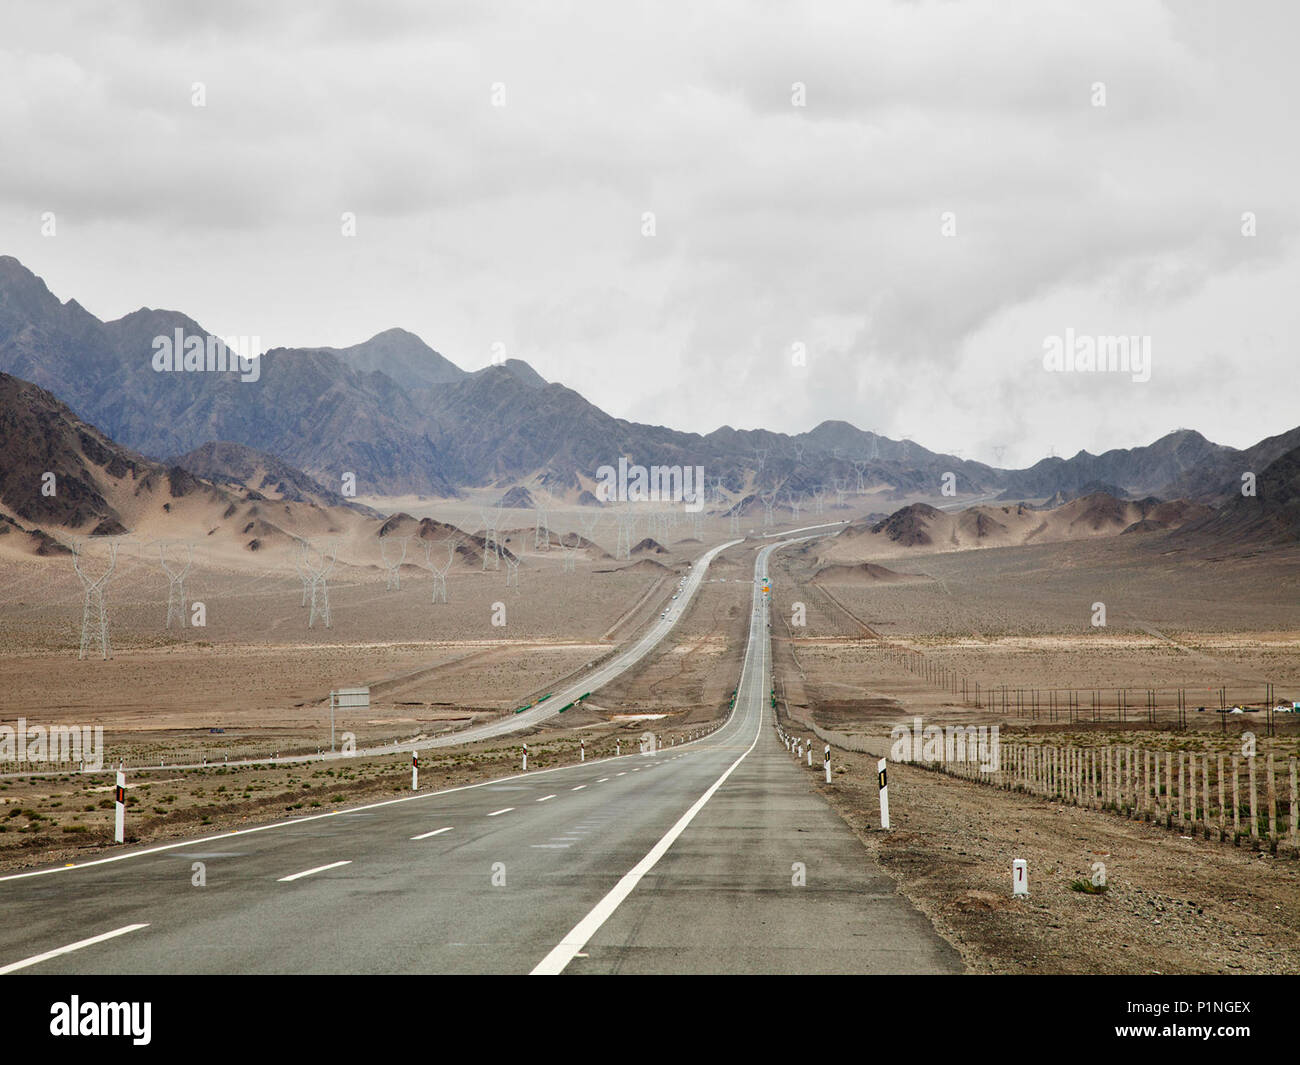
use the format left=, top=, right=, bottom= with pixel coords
left=877, top=646, right=1297, bottom=736
left=923, top=740, right=1299, bottom=853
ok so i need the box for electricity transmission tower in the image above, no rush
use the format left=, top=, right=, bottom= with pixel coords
left=299, top=539, right=338, bottom=628
left=380, top=535, right=410, bottom=591
left=480, top=505, right=503, bottom=570
left=560, top=537, right=577, bottom=573
left=761, top=490, right=777, bottom=528
left=615, top=511, right=637, bottom=560
left=424, top=536, right=457, bottom=603
left=578, top=512, right=600, bottom=547
left=711, top=476, right=728, bottom=508
left=73, top=539, right=119, bottom=660
left=504, top=553, right=520, bottom=590
left=534, top=488, right=552, bottom=550
left=294, top=544, right=312, bottom=606
left=833, top=479, right=847, bottom=507
left=853, top=459, right=868, bottom=493
left=789, top=493, right=802, bottom=522
left=158, top=541, right=193, bottom=629
left=812, top=485, right=826, bottom=515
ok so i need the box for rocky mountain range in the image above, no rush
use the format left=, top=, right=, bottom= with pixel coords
left=0, top=255, right=1294, bottom=513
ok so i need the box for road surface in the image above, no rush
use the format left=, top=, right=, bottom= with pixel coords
left=0, top=536, right=744, bottom=779
left=0, top=535, right=961, bottom=975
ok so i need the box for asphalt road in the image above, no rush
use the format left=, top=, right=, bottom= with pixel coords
left=0, top=536, right=743, bottom=780
left=0, top=536, right=961, bottom=975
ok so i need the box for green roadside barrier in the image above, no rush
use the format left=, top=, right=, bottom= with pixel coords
left=559, top=702, right=574, bottom=713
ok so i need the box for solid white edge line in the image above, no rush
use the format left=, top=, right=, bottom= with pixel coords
left=0, top=923, right=149, bottom=975
left=411, top=827, right=454, bottom=840
left=278, top=860, right=352, bottom=882
left=531, top=682, right=763, bottom=977
left=529, top=541, right=777, bottom=976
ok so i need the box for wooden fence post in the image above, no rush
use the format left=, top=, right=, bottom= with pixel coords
left=1153, top=751, right=1161, bottom=818
left=1267, top=753, right=1277, bottom=842
left=1232, top=754, right=1241, bottom=836
left=1170, top=749, right=1180, bottom=827
left=1217, top=752, right=1226, bottom=835
left=1180, top=749, right=1190, bottom=827
left=1202, top=753, right=1210, bottom=834
left=1249, top=755, right=1259, bottom=840
left=1290, top=756, right=1297, bottom=849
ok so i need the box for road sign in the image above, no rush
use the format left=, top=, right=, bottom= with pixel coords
left=329, top=687, right=370, bottom=752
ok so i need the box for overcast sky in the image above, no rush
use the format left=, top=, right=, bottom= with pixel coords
left=2, top=0, right=1296, bottom=467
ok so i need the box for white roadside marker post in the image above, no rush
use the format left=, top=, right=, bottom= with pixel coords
left=522, top=744, right=528, bottom=771
left=581, top=739, right=585, bottom=762
left=877, top=758, right=890, bottom=830
left=616, top=740, right=620, bottom=757
left=1013, top=858, right=1028, bottom=896
left=807, top=745, right=812, bottom=767
left=114, top=762, right=125, bottom=843
left=824, top=745, right=831, bottom=784
left=412, top=750, right=419, bottom=791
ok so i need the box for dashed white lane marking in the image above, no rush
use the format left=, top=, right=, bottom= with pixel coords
left=596, top=778, right=609, bottom=783
left=531, top=844, right=570, bottom=849
left=487, top=807, right=514, bottom=817
left=278, top=860, right=352, bottom=882
left=571, top=785, right=587, bottom=791
left=411, top=827, right=454, bottom=840
left=537, top=794, right=557, bottom=803
left=616, top=772, right=626, bottom=777
left=531, top=547, right=771, bottom=976
left=0, top=923, right=150, bottom=975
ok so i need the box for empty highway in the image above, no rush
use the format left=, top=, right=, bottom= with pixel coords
left=0, top=536, right=961, bottom=975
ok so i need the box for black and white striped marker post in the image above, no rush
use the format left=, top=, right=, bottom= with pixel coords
left=114, top=763, right=125, bottom=843
left=807, top=743, right=812, bottom=767
left=412, top=750, right=419, bottom=791
left=824, top=745, right=831, bottom=784
left=580, top=739, right=585, bottom=762
left=522, top=744, right=528, bottom=771
left=877, top=758, right=890, bottom=830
